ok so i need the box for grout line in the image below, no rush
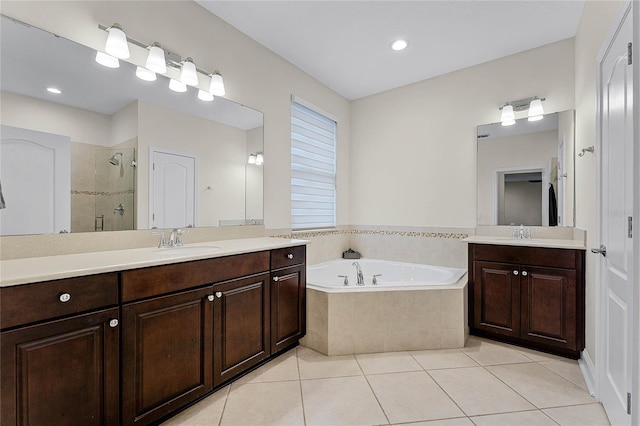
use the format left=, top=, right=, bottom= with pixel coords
left=295, top=347, right=308, bottom=426
left=216, top=385, right=231, bottom=426
left=423, top=368, right=471, bottom=418
left=354, top=354, right=392, bottom=425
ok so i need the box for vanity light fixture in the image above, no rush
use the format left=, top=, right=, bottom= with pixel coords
left=135, top=66, right=157, bottom=82
left=46, top=87, right=62, bottom=94
left=391, top=39, right=408, bottom=51
left=499, top=96, right=546, bottom=126
left=104, top=24, right=130, bottom=59
left=95, top=51, right=120, bottom=68
left=180, top=58, right=199, bottom=86
left=209, top=71, right=226, bottom=96
left=169, top=78, right=187, bottom=93
left=197, top=90, right=214, bottom=102
left=145, top=43, right=167, bottom=74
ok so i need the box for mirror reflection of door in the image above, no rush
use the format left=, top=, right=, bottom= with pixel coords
left=149, top=148, right=196, bottom=229
left=499, top=171, right=543, bottom=226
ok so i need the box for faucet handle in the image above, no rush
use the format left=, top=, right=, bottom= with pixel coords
left=338, top=275, right=349, bottom=286
left=372, top=274, right=382, bottom=285
left=151, top=230, right=168, bottom=248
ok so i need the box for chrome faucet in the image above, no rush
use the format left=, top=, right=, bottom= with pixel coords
left=169, top=228, right=186, bottom=247
left=352, top=262, right=365, bottom=286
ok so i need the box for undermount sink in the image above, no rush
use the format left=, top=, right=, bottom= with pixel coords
left=153, top=246, right=220, bottom=256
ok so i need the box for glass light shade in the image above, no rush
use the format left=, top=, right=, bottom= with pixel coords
left=528, top=98, right=544, bottom=121
left=255, top=153, right=264, bottom=165
left=209, top=72, right=225, bottom=96
left=169, top=78, right=187, bottom=93
left=136, top=66, right=156, bottom=81
left=248, top=154, right=257, bottom=164
left=180, top=58, right=199, bottom=86
left=95, top=51, right=120, bottom=68
left=146, top=44, right=167, bottom=74
left=500, top=104, right=516, bottom=126
left=105, top=24, right=130, bottom=59
left=198, top=90, right=214, bottom=101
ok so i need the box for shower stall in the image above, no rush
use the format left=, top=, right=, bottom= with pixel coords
left=94, top=148, right=135, bottom=231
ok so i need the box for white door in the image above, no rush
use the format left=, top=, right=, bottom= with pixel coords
left=0, top=125, right=70, bottom=235
left=149, top=148, right=196, bottom=229
left=597, top=2, right=634, bottom=425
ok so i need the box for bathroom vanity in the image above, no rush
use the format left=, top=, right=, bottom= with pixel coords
left=0, top=238, right=307, bottom=425
left=466, top=237, right=585, bottom=359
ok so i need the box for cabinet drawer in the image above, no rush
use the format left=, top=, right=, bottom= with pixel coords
left=122, top=251, right=269, bottom=302
left=271, top=245, right=306, bottom=270
left=0, top=273, right=119, bottom=330
left=471, top=244, right=577, bottom=269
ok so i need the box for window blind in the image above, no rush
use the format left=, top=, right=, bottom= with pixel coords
left=291, top=101, right=336, bottom=229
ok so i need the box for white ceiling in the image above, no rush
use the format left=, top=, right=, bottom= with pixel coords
left=197, top=0, right=586, bottom=100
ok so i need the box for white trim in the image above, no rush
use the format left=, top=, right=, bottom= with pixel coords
left=632, top=1, right=639, bottom=423
left=291, top=95, right=339, bottom=123
left=579, top=349, right=598, bottom=397
left=491, top=164, right=548, bottom=226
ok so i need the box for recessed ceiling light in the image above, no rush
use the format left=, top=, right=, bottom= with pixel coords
left=391, top=39, right=408, bottom=51
left=46, top=87, right=62, bottom=94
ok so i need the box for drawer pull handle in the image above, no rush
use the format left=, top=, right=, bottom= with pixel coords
left=207, top=295, right=215, bottom=302
left=215, top=292, right=223, bottom=298
left=522, top=271, right=528, bottom=277
left=287, top=253, right=294, bottom=259
left=59, top=293, right=71, bottom=303
left=513, top=270, right=519, bottom=276
left=109, top=319, right=119, bottom=328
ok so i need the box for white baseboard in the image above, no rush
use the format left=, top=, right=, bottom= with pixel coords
left=579, top=349, right=598, bottom=398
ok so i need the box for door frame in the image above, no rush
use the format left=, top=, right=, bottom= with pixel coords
left=491, top=164, right=550, bottom=226
left=148, top=146, right=197, bottom=229
left=594, top=2, right=638, bottom=424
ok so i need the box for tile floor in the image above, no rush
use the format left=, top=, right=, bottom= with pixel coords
left=162, top=336, right=610, bottom=426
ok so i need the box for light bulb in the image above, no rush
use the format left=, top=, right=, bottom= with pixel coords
left=528, top=98, right=544, bottom=121
left=169, top=78, right=187, bottom=93
left=198, top=90, right=214, bottom=101
left=105, top=24, right=130, bottom=59
left=209, top=71, right=225, bottom=96
left=95, top=51, right=119, bottom=68
left=500, top=104, right=516, bottom=126
left=180, top=58, right=199, bottom=86
left=135, top=66, right=156, bottom=82
left=146, top=43, right=167, bottom=74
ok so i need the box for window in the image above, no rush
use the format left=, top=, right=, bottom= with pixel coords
left=291, top=100, right=336, bottom=230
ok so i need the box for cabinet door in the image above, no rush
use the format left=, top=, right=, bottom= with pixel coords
left=472, top=261, right=520, bottom=337
left=121, top=287, right=213, bottom=425
left=271, top=265, right=306, bottom=354
left=520, top=265, right=577, bottom=350
left=1, top=308, right=119, bottom=426
left=213, top=273, right=270, bottom=386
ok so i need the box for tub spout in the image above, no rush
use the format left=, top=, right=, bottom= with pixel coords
left=352, top=262, right=365, bottom=286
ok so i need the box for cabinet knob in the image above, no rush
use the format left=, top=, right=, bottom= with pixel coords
left=207, top=295, right=215, bottom=302
left=59, top=293, right=71, bottom=303
left=215, top=292, right=223, bottom=298
left=109, top=319, right=119, bottom=328
left=521, top=271, right=528, bottom=277
left=287, top=253, right=294, bottom=259
left=513, top=270, right=519, bottom=276
left=273, top=276, right=279, bottom=282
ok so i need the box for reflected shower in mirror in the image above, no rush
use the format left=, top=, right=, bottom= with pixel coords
left=476, top=110, right=575, bottom=227
left=0, top=15, right=264, bottom=235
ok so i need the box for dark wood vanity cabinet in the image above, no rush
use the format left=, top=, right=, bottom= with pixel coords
left=0, top=274, right=120, bottom=426
left=469, top=243, right=585, bottom=358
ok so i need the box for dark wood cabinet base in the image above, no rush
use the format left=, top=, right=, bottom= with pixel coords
left=470, top=328, right=581, bottom=359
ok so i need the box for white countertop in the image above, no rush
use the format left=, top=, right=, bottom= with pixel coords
left=463, top=235, right=586, bottom=250
left=0, top=237, right=309, bottom=287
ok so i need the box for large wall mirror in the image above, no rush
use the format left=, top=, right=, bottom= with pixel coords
left=0, top=15, right=264, bottom=236
left=477, top=110, right=575, bottom=227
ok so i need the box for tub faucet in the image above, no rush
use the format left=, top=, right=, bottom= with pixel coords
left=352, top=262, right=365, bottom=286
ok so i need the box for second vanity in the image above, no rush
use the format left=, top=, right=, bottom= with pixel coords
left=0, top=238, right=307, bottom=426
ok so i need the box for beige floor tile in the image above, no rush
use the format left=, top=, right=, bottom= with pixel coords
left=538, top=359, right=589, bottom=391
left=221, top=381, right=304, bottom=426
left=395, top=417, right=473, bottom=426
left=356, top=351, right=423, bottom=374
left=367, top=371, right=464, bottom=423
left=297, top=346, right=363, bottom=379
left=543, top=403, right=611, bottom=426
left=162, top=386, right=228, bottom=425
left=429, top=367, right=535, bottom=416
left=470, top=409, right=557, bottom=425
left=460, top=340, right=534, bottom=366
left=487, top=363, right=596, bottom=408
left=514, top=345, right=570, bottom=362
left=234, top=349, right=299, bottom=384
left=301, top=376, right=388, bottom=426
left=410, top=349, right=479, bottom=370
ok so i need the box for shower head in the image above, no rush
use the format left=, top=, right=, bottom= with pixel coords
left=108, top=152, right=123, bottom=166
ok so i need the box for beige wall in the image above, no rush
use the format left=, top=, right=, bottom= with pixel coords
left=574, top=0, right=624, bottom=369
left=350, top=39, right=575, bottom=227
